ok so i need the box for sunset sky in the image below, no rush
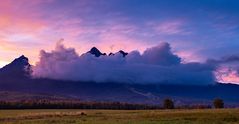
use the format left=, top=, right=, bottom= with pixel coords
left=1, top=0, right=239, bottom=83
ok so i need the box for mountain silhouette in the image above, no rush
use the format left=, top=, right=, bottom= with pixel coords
left=88, top=47, right=127, bottom=57
left=88, top=47, right=106, bottom=57
left=108, top=50, right=128, bottom=57
left=119, top=50, right=128, bottom=57
left=0, top=55, right=31, bottom=78
left=109, top=52, right=115, bottom=56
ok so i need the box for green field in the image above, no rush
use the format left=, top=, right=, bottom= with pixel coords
left=0, top=109, right=239, bottom=124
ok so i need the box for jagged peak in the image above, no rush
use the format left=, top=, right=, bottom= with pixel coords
left=19, top=55, right=27, bottom=59
left=11, top=55, right=29, bottom=65
left=0, top=55, right=30, bottom=71
left=109, top=53, right=115, bottom=56
left=18, top=55, right=28, bottom=61
left=88, top=47, right=106, bottom=57
left=0, top=55, right=31, bottom=77
left=108, top=50, right=128, bottom=57
left=118, top=50, right=128, bottom=57
left=90, top=47, right=100, bottom=52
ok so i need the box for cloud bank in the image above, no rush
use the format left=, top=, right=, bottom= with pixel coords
left=208, top=55, right=239, bottom=84
left=32, top=42, right=215, bottom=85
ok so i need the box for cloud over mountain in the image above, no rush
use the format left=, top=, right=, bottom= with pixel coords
left=208, top=55, right=239, bottom=84
left=32, top=41, right=215, bottom=85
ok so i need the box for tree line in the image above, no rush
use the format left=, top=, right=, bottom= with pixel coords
left=0, top=100, right=160, bottom=110
left=163, top=98, right=224, bottom=109
left=0, top=98, right=225, bottom=110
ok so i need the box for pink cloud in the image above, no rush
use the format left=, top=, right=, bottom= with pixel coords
left=152, top=20, right=191, bottom=35
left=96, top=32, right=153, bottom=54
left=176, top=50, right=204, bottom=63
left=0, top=0, right=57, bottom=65
left=215, top=67, right=239, bottom=84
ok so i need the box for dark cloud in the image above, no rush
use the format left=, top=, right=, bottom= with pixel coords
left=207, top=55, right=239, bottom=72
left=141, top=43, right=181, bottom=65
left=207, top=55, right=239, bottom=64
left=32, top=42, right=215, bottom=85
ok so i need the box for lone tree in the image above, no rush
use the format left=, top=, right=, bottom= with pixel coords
left=213, top=98, right=224, bottom=108
left=163, top=99, right=174, bottom=109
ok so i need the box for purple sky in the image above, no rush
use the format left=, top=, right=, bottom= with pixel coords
left=1, top=0, right=239, bottom=83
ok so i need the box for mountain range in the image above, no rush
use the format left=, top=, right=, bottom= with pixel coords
left=0, top=47, right=239, bottom=106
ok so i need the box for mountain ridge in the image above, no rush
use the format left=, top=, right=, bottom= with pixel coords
left=0, top=54, right=239, bottom=106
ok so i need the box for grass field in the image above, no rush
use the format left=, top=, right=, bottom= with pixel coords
left=0, top=109, right=239, bottom=124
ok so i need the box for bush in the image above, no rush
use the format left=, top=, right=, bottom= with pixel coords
left=213, top=98, right=224, bottom=108
left=163, top=99, right=174, bottom=109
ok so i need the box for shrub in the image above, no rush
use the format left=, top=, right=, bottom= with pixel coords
left=213, top=98, right=224, bottom=108
left=163, top=99, right=174, bottom=109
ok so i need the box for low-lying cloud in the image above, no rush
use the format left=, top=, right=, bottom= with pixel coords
left=32, top=41, right=215, bottom=85
left=208, top=55, right=239, bottom=84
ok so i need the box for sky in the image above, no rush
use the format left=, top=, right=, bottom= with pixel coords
left=1, top=0, right=239, bottom=83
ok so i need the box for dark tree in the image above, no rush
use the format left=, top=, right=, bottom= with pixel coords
left=0, top=100, right=161, bottom=110
left=213, top=98, right=224, bottom=108
left=163, top=99, right=174, bottom=109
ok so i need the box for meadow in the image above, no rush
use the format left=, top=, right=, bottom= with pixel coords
left=0, top=109, right=239, bottom=124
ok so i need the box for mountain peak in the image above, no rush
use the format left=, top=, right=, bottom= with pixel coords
left=109, top=53, right=115, bottom=56
left=90, top=47, right=100, bottom=52
left=19, top=55, right=27, bottom=59
left=119, top=50, right=128, bottom=57
left=11, top=55, right=29, bottom=66
left=0, top=55, right=31, bottom=78
left=88, top=47, right=106, bottom=57
left=18, top=55, right=28, bottom=61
